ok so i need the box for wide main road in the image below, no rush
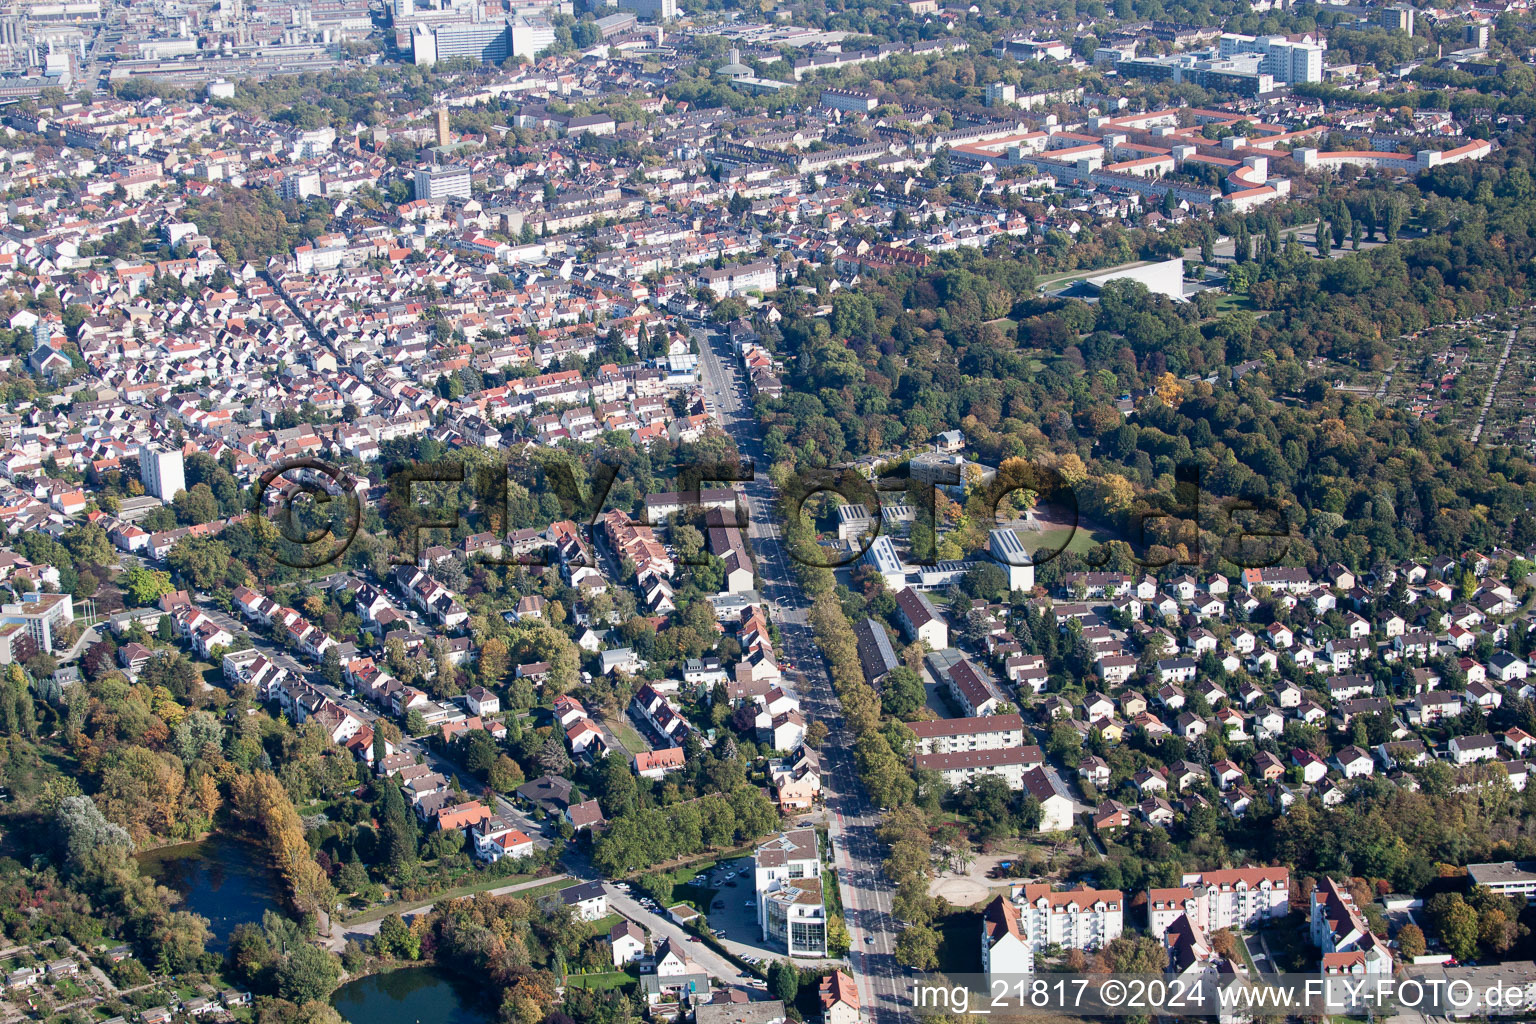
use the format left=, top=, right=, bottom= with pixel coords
left=691, top=321, right=907, bottom=1024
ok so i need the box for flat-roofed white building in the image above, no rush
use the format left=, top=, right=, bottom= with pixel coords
left=861, top=534, right=906, bottom=589
left=989, top=527, right=1036, bottom=591
left=1467, top=861, right=1536, bottom=902
left=1086, top=257, right=1185, bottom=301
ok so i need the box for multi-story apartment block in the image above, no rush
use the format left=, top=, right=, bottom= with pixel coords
left=2, top=593, right=74, bottom=651
left=894, top=586, right=948, bottom=649
left=1310, top=877, right=1393, bottom=974
left=1013, top=883, right=1124, bottom=950
left=915, top=744, right=1045, bottom=789
left=414, top=165, right=472, bottom=202
left=1147, top=867, right=1290, bottom=937
left=983, top=884, right=1125, bottom=977
left=908, top=714, right=1028, bottom=756
left=139, top=443, right=185, bottom=502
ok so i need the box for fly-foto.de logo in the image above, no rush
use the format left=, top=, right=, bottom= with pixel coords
left=252, top=454, right=1293, bottom=572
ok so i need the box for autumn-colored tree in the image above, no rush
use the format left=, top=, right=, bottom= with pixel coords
left=1153, top=370, right=1184, bottom=407
left=1396, top=923, right=1426, bottom=958
left=231, top=770, right=336, bottom=917
left=1211, top=928, right=1238, bottom=960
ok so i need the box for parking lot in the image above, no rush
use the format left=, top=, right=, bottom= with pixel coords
left=697, top=857, right=772, bottom=960
left=692, top=852, right=847, bottom=969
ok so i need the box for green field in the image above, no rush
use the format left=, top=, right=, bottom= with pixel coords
left=1029, top=523, right=1105, bottom=556
left=606, top=716, right=647, bottom=755
left=342, top=871, right=545, bottom=926
left=563, top=970, right=636, bottom=993
left=1036, top=261, right=1152, bottom=292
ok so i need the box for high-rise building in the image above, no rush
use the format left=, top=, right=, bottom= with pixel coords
left=414, top=165, right=472, bottom=202
left=435, top=107, right=451, bottom=147
left=508, top=15, right=555, bottom=57
left=412, top=19, right=513, bottom=65
left=139, top=443, right=185, bottom=502
left=1218, top=33, right=1324, bottom=83
left=1376, top=6, right=1414, bottom=34
left=1466, top=23, right=1490, bottom=48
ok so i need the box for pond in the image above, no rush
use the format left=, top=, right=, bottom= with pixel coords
left=137, top=832, right=284, bottom=951
left=332, top=967, right=496, bottom=1024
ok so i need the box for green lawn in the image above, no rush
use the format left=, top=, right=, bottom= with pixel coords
left=588, top=913, right=624, bottom=935
left=606, top=716, right=647, bottom=755
left=563, top=970, right=636, bottom=993
left=1235, top=931, right=1261, bottom=975
left=342, top=870, right=543, bottom=925
left=1030, top=524, right=1103, bottom=556
left=1035, top=260, right=1152, bottom=292
left=504, top=879, right=570, bottom=903
left=51, top=978, right=85, bottom=999
left=1204, top=289, right=1256, bottom=316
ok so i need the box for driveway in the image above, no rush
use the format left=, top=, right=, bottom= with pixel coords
left=601, top=883, right=759, bottom=989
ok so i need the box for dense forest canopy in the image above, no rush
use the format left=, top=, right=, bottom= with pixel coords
left=756, top=123, right=1536, bottom=574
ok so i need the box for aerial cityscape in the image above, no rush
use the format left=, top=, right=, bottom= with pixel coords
left=1, top=0, right=1535, bottom=1021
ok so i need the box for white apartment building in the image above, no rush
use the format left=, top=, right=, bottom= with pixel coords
left=985, top=884, right=1125, bottom=977
left=1, top=592, right=74, bottom=651
left=1147, top=867, right=1290, bottom=938
left=894, top=586, right=948, bottom=649
left=1467, top=861, right=1536, bottom=903
left=414, top=165, right=472, bottom=203
left=908, top=714, right=1027, bottom=756
left=139, top=443, right=185, bottom=502
left=1218, top=33, right=1324, bottom=83
left=916, top=744, right=1044, bottom=789
left=698, top=260, right=777, bottom=299
left=1310, top=877, right=1393, bottom=975
left=983, top=896, right=1034, bottom=976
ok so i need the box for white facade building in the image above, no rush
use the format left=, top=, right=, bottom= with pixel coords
left=754, top=829, right=826, bottom=957
left=139, top=443, right=185, bottom=502
left=414, top=166, right=472, bottom=203
left=984, top=883, right=1125, bottom=978
left=1147, top=867, right=1290, bottom=937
